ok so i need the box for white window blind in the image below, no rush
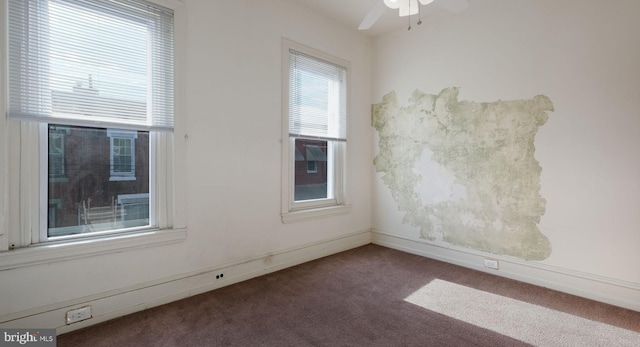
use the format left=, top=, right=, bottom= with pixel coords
left=7, top=0, right=174, bottom=132
left=288, top=49, right=347, bottom=142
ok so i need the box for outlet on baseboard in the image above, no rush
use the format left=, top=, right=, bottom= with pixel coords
left=66, top=306, right=92, bottom=324
left=483, top=258, right=499, bottom=270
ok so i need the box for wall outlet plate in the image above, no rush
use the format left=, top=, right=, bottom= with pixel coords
left=484, top=258, right=499, bottom=270
left=66, top=306, right=92, bottom=324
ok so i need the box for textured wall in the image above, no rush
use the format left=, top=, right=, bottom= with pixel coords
left=372, top=88, right=553, bottom=260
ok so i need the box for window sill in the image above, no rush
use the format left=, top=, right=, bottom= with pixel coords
left=281, top=204, right=351, bottom=223
left=48, top=177, right=69, bottom=183
left=0, top=228, right=187, bottom=271
left=109, top=176, right=136, bottom=181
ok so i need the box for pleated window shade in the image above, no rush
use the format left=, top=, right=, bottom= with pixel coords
left=288, top=49, right=347, bottom=142
left=7, top=0, right=174, bottom=132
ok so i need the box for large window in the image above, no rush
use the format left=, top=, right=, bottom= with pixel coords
left=281, top=40, right=350, bottom=222
left=6, top=0, right=175, bottom=243
left=47, top=125, right=151, bottom=237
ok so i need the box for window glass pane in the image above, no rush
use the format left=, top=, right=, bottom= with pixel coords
left=113, top=138, right=133, bottom=173
left=47, top=124, right=150, bottom=237
left=294, top=138, right=328, bottom=201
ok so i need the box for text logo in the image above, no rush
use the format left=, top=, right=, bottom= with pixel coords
left=0, top=330, right=55, bottom=346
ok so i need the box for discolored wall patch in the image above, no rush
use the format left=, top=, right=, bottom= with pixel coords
left=372, top=88, right=553, bottom=260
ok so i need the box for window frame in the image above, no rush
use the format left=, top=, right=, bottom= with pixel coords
left=305, top=144, right=323, bottom=174
left=47, top=125, right=70, bottom=182
left=107, top=129, right=139, bottom=181
left=0, top=0, right=187, bottom=269
left=307, top=160, right=317, bottom=174
left=280, top=39, right=351, bottom=223
left=38, top=124, right=157, bottom=242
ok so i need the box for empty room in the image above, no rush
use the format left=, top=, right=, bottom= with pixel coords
left=0, top=0, right=638, bottom=346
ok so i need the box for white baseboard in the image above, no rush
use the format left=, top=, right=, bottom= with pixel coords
left=0, top=229, right=372, bottom=334
left=5, top=228, right=636, bottom=334
left=372, top=230, right=640, bottom=312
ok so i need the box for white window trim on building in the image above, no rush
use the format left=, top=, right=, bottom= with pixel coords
left=280, top=39, right=351, bottom=223
left=48, top=125, right=71, bottom=182
left=108, top=129, right=138, bottom=181
left=0, top=0, right=188, bottom=271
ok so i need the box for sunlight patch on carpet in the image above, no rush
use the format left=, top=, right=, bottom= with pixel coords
left=404, top=279, right=640, bottom=346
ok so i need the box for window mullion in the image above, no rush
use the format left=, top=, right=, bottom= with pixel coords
left=14, top=122, right=41, bottom=247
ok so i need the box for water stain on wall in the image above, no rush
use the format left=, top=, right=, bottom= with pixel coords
left=372, top=88, right=554, bottom=260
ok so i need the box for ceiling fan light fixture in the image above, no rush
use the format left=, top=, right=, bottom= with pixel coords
left=385, top=0, right=434, bottom=17
left=383, top=0, right=401, bottom=9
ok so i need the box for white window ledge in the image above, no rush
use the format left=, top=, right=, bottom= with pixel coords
left=109, top=176, right=136, bottom=181
left=281, top=204, right=351, bottom=223
left=0, top=228, right=187, bottom=271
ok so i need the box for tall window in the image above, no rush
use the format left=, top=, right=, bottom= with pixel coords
left=48, top=125, right=69, bottom=181
left=108, top=130, right=138, bottom=181
left=7, top=0, right=174, bottom=242
left=282, top=40, right=350, bottom=222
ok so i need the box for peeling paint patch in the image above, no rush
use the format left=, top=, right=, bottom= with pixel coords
left=372, top=88, right=553, bottom=260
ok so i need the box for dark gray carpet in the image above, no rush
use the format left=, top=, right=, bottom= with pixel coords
left=58, top=244, right=640, bottom=346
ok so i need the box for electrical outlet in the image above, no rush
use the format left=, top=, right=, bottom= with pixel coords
left=66, top=306, right=92, bottom=324
left=483, top=258, right=499, bottom=270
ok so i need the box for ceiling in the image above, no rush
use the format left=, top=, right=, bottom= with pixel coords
left=293, top=0, right=464, bottom=37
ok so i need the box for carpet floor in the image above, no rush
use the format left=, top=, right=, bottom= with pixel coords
left=58, top=244, right=640, bottom=346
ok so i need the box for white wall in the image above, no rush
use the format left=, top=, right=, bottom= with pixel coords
left=0, top=0, right=373, bottom=329
left=371, top=0, right=639, bottom=304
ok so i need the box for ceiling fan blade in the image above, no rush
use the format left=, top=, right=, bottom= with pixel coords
left=435, top=0, right=469, bottom=14
left=358, top=1, right=387, bottom=30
